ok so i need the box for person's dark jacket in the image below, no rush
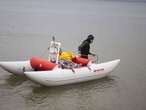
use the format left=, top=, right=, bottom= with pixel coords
left=78, top=39, right=92, bottom=58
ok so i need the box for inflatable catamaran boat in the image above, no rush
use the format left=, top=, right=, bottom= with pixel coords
left=0, top=38, right=120, bottom=86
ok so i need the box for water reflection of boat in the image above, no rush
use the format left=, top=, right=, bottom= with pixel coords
left=25, top=76, right=118, bottom=105
left=5, top=74, right=27, bottom=87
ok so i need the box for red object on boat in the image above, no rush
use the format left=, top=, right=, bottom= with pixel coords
left=72, top=56, right=90, bottom=66
left=30, top=57, right=57, bottom=71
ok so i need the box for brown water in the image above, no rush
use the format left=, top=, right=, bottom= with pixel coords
left=0, top=0, right=146, bottom=110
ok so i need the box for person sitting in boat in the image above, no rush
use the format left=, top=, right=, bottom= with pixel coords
left=78, top=35, right=96, bottom=59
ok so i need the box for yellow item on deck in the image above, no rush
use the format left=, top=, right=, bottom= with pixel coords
left=59, top=51, right=74, bottom=61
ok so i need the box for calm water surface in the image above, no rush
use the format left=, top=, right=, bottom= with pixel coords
left=0, top=0, right=146, bottom=110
